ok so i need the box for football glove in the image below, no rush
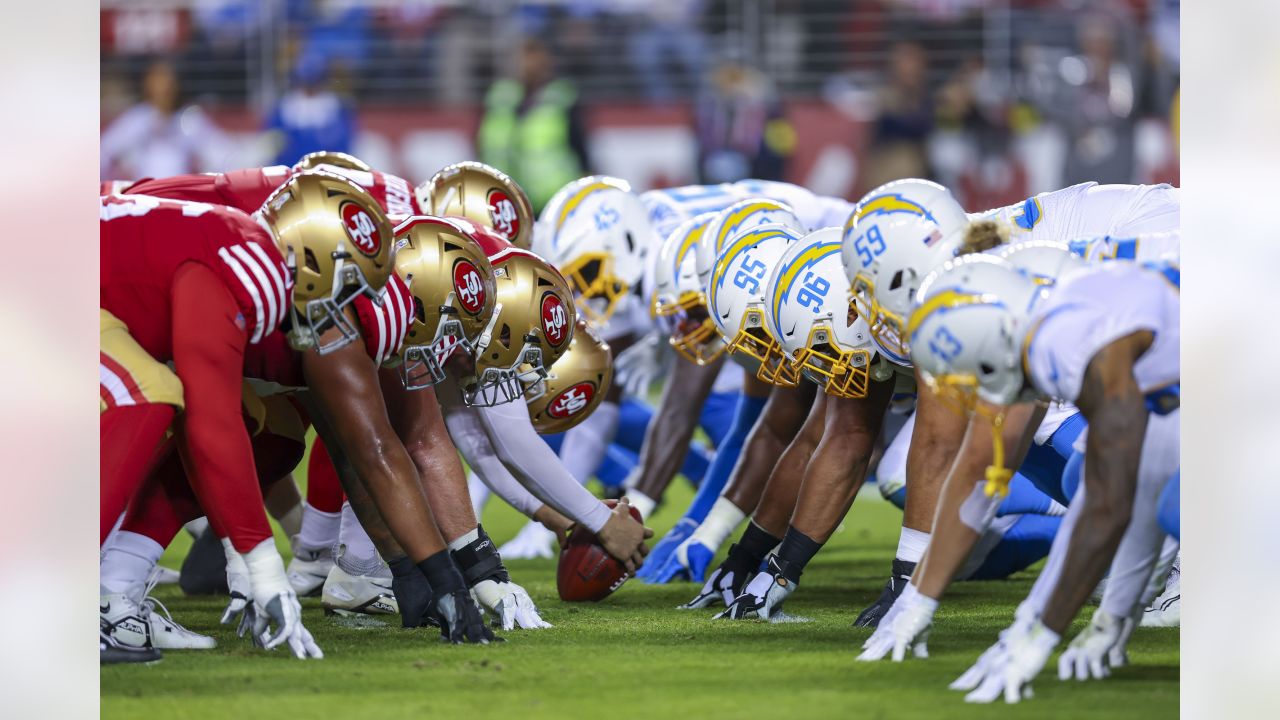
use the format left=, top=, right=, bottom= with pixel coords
left=646, top=536, right=717, bottom=584
left=614, top=331, right=672, bottom=397
left=472, top=579, right=552, bottom=631
left=218, top=538, right=257, bottom=639
left=388, top=556, right=435, bottom=629
left=252, top=589, right=324, bottom=659
left=1058, top=609, right=1124, bottom=681
left=679, top=543, right=755, bottom=610
left=715, top=556, right=797, bottom=621
left=856, top=584, right=934, bottom=662
left=430, top=588, right=497, bottom=644
left=853, top=558, right=915, bottom=628
left=637, top=518, right=697, bottom=582
left=964, top=620, right=1059, bottom=704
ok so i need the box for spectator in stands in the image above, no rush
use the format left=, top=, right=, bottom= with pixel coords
left=100, top=59, right=231, bottom=181
left=626, top=0, right=707, bottom=101
left=264, top=53, right=357, bottom=166
left=1054, top=13, right=1138, bottom=184
left=477, top=37, right=590, bottom=211
left=862, top=40, right=933, bottom=190
left=694, top=51, right=793, bottom=183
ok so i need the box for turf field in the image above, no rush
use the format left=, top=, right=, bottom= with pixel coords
left=101, top=480, right=1179, bottom=719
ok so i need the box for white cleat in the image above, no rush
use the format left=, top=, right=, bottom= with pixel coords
left=287, top=538, right=335, bottom=597
left=101, top=582, right=217, bottom=650
left=1141, top=556, right=1180, bottom=627
left=498, top=521, right=556, bottom=560
left=321, top=563, right=397, bottom=617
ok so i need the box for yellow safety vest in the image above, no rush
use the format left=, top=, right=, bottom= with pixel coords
left=478, top=78, right=583, bottom=211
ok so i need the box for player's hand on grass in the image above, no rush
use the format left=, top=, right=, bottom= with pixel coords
left=714, top=556, right=796, bottom=621
left=431, top=588, right=498, bottom=644
left=1058, top=609, right=1123, bottom=681
left=388, top=556, right=436, bottom=629
left=680, top=546, right=752, bottom=609
left=596, top=498, right=653, bottom=574
left=252, top=589, right=324, bottom=659
left=637, top=518, right=697, bottom=581
left=218, top=539, right=254, bottom=630
left=963, top=619, right=1057, bottom=704
left=856, top=584, right=933, bottom=662
left=472, top=579, right=552, bottom=631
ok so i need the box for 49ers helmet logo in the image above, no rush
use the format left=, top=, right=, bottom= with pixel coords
left=452, top=259, right=486, bottom=315
left=341, top=201, right=382, bottom=256
left=488, top=189, right=520, bottom=241
left=541, top=292, right=569, bottom=347
left=547, top=382, right=595, bottom=419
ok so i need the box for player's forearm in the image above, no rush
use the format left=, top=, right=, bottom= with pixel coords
left=1040, top=399, right=1144, bottom=633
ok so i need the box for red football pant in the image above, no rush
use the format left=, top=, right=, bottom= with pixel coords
left=101, top=404, right=175, bottom=545
left=306, top=436, right=346, bottom=513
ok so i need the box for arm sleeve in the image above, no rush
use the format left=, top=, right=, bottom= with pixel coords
left=475, top=400, right=612, bottom=533
left=170, top=262, right=274, bottom=553
left=442, top=406, right=544, bottom=519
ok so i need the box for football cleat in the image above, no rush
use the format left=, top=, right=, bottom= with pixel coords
left=100, top=627, right=162, bottom=665
left=287, top=538, right=336, bottom=597
left=321, top=563, right=398, bottom=617
left=101, top=582, right=217, bottom=650
left=854, top=559, right=916, bottom=628
left=497, top=520, right=557, bottom=560
left=1141, top=556, right=1180, bottom=627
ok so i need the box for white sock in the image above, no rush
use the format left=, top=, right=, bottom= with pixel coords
left=448, top=526, right=480, bottom=552
left=337, top=503, right=380, bottom=566
left=100, top=531, right=163, bottom=595
left=896, top=527, right=931, bottom=563
left=625, top=490, right=657, bottom=520
left=559, top=401, right=621, bottom=485
left=689, top=497, right=747, bottom=549
left=275, top=502, right=304, bottom=538
left=467, top=471, right=491, bottom=521
left=296, top=503, right=341, bottom=551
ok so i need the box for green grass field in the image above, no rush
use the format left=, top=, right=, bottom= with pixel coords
left=102, top=480, right=1178, bottom=719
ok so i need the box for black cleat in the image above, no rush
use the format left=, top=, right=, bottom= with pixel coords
left=854, top=559, right=916, bottom=628
left=100, top=629, right=162, bottom=665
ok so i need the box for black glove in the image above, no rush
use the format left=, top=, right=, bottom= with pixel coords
left=429, top=589, right=497, bottom=645
left=388, top=556, right=436, bottom=629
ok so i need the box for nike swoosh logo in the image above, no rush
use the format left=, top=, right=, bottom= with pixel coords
left=785, top=323, right=797, bottom=338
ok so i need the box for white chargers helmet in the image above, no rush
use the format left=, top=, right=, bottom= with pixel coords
left=906, top=253, right=1048, bottom=496
left=907, top=254, right=1046, bottom=409
left=766, top=227, right=874, bottom=398
left=650, top=211, right=724, bottom=364
left=996, top=240, right=1087, bottom=286
left=695, top=198, right=805, bottom=288
left=842, top=179, right=969, bottom=365
left=536, top=175, right=658, bottom=323
left=707, top=223, right=803, bottom=386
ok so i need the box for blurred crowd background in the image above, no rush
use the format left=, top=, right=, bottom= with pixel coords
left=100, top=0, right=1179, bottom=212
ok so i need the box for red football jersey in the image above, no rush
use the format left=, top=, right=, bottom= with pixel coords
left=100, top=194, right=292, bottom=359
left=127, top=164, right=417, bottom=374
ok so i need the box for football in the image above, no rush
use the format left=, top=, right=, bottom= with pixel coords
left=556, top=500, right=642, bottom=602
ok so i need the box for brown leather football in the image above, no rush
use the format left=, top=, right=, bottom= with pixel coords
left=556, top=500, right=643, bottom=602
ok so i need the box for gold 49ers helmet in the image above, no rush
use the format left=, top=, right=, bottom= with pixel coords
left=466, top=242, right=577, bottom=407
left=292, top=151, right=373, bottom=173
left=527, top=319, right=612, bottom=434
left=416, top=161, right=536, bottom=250
left=258, top=170, right=395, bottom=353
left=393, top=216, right=498, bottom=390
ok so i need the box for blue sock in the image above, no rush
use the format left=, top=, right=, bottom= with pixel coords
left=1158, top=470, right=1180, bottom=540
left=682, top=392, right=768, bottom=523
left=1061, top=449, right=1085, bottom=503
left=1047, top=412, right=1086, bottom=460
left=596, top=444, right=638, bottom=489
left=614, top=398, right=653, bottom=454
left=697, top=391, right=741, bottom=447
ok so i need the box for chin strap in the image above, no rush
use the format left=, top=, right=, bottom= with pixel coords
left=984, top=411, right=1014, bottom=498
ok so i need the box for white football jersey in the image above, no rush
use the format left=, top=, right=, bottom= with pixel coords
left=1024, top=262, right=1180, bottom=407
left=1068, top=228, right=1181, bottom=264
left=641, top=184, right=745, bottom=241
left=977, top=183, right=1180, bottom=243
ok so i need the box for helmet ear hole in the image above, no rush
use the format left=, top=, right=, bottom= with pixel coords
left=304, top=248, right=320, bottom=273
left=979, top=362, right=996, bottom=376
left=889, top=270, right=904, bottom=291
left=412, top=297, right=427, bottom=324
left=499, top=323, right=511, bottom=348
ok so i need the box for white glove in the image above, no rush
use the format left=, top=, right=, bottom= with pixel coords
left=244, top=539, right=324, bottom=659
left=963, top=619, right=1058, bottom=704
left=857, top=584, right=934, bottom=662
left=471, top=579, right=553, bottom=631
left=219, top=538, right=257, bottom=639
left=1058, top=609, right=1123, bottom=681
left=1109, top=611, right=1138, bottom=669
left=614, top=332, right=671, bottom=397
